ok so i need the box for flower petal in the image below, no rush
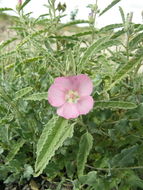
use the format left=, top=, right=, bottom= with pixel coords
left=54, top=77, right=73, bottom=91
left=48, top=84, right=65, bottom=107
left=57, top=103, right=79, bottom=119
left=76, top=74, right=93, bottom=96
left=77, top=96, right=94, bottom=115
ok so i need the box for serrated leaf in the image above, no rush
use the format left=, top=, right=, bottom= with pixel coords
left=94, top=101, right=137, bottom=109
left=24, top=92, right=47, bottom=101
left=5, top=139, right=25, bottom=163
left=0, top=8, right=13, bottom=12
left=77, top=132, right=93, bottom=177
left=106, top=55, right=143, bottom=91
left=49, top=35, right=78, bottom=41
left=16, top=29, right=49, bottom=49
left=111, top=29, right=125, bottom=39
left=14, top=87, right=33, bottom=100
left=5, top=56, right=43, bottom=70
left=100, top=23, right=123, bottom=32
left=0, top=38, right=17, bottom=50
left=129, top=32, right=143, bottom=49
left=72, top=31, right=93, bottom=37
left=35, top=116, right=74, bottom=177
left=78, top=37, right=121, bottom=71
left=110, top=145, right=138, bottom=167
left=0, top=50, right=16, bottom=60
left=58, top=20, right=90, bottom=30
left=100, top=0, right=121, bottom=16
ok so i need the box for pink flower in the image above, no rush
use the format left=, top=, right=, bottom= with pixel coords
left=48, top=74, right=94, bottom=119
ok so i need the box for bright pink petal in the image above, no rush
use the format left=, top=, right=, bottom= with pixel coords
left=76, top=74, right=93, bottom=96
left=54, top=77, right=73, bottom=91
left=77, top=96, right=94, bottom=115
left=48, top=84, right=65, bottom=107
left=57, top=103, right=79, bottom=119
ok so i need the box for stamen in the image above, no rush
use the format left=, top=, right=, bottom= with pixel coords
left=66, top=90, right=80, bottom=103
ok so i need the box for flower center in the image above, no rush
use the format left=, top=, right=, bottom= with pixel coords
left=65, top=90, right=80, bottom=103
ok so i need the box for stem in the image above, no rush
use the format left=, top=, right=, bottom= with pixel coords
left=86, top=164, right=143, bottom=171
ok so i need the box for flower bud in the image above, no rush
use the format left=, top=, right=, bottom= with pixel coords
left=16, top=0, right=22, bottom=12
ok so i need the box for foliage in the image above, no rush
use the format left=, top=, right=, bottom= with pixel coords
left=0, top=0, right=143, bottom=189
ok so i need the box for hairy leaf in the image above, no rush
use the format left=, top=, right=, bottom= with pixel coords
left=129, top=32, right=143, bottom=49
left=5, top=139, right=25, bottom=163
left=100, top=0, right=121, bottom=16
left=19, top=0, right=31, bottom=11
left=24, top=92, right=47, bottom=101
left=94, top=101, right=137, bottom=109
left=119, top=6, right=125, bottom=23
left=14, top=87, right=33, bottom=100
left=106, top=55, right=143, bottom=91
left=0, top=8, right=13, bottom=12
left=79, top=37, right=121, bottom=71
left=0, top=38, right=17, bottom=50
left=35, top=116, right=74, bottom=176
left=110, top=145, right=138, bottom=167
left=58, top=20, right=90, bottom=29
left=77, top=132, right=93, bottom=177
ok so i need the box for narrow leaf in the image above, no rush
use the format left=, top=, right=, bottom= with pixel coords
left=58, top=20, right=89, bottom=30
left=100, top=0, right=121, bottom=16
left=0, top=38, right=17, bottom=50
left=24, top=92, right=47, bottom=101
left=5, top=139, right=25, bottom=163
left=14, top=87, right=33, bottom=100
left=129, top=32, right=143, bottom=49
left=79, top=37, right=120, bottom=71
left=100, top=23, right=123, bottom=32
left=94, top=101, right=137, bottom=109
left=5, top=56, right=43, bottom=70
left=35, top=117, right=74, bottom=176
left=77, top=132, right=93, bottom=177
left=119, top=6, right=125, bottom=23
left=19, top=0, right=31, bottom=11
left=106, top=55, right=143, bottom=91
left=0, top=8, right=13, bottom=12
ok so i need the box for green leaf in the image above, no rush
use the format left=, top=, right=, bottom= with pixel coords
left=14, top=87, right=33, bottom=100
left=129, top=32, right=143, bottom=49
left=5, top=56, right=43, bottom=69
left=77, top=132, right=93, bottom=177
left=23, top=164, right=34, bottom=179
left=35, top=116, right=74, bottom=177
left=16, top=29, right=49, bottom=49
left=24, top=92, right=47, bottom=101
left=0, top=87, right=22, bottom=118
left=78, top=37, right=121, bottom=71
left=19, top=0, right=31, bottom=11
left=0, top=8, right=13, bottom=12
left=0, top=38, right=17, bottom=50
left=0, top=50, right=16, bottom=60
left=72, top=31, right=93, bottom=37
left=100, top=0, right=121, bottom=16
left=94, top=101, right=137, bottom=109
left=100, top=23, right=123, bottom=32
left=58, top=20, right=90, bottom=30
left=5, top=139, right=25, bottom=163
left=110, top=145, right=138, bottom=167
left=79, top=171, right=97, bottom=186
left=106, top=55, right=143, bottom=91
left=119, top=6, right=125, bottom=23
